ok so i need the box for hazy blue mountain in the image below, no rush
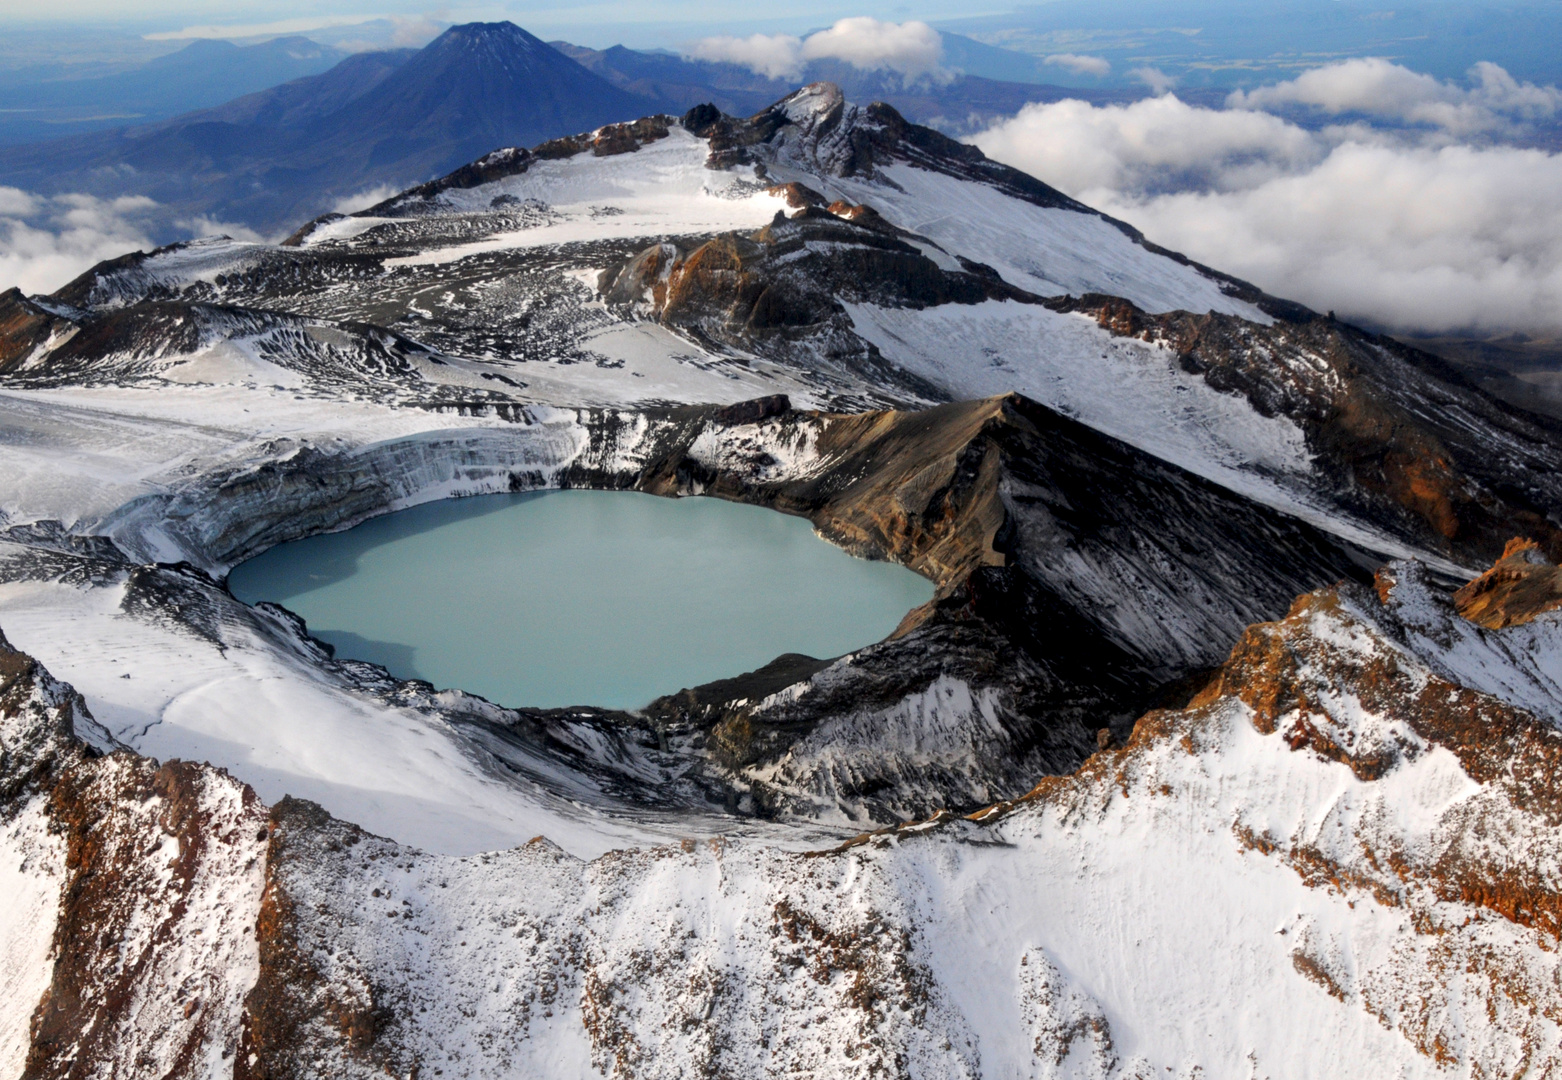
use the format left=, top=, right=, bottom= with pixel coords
left=0, top=23, right=661, bottom=237
left=0, top=36, right=345, bottom=145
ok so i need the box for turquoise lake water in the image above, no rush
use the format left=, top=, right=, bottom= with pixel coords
left=227, top=490, right=934, bottom=710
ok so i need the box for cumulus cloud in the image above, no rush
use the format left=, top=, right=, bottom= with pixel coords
left=388, top=15, right=446, bottom=49
left=334, top=15, right=448, bottom=53
left=0, top=189, right=157, bottom=296
left=688, top=18, right=947, bottom=85
left=972, top=95, right=1324, bottom=196
left=330, top=184, right=403, bottom=216
left=689, top=32, right=806, bottom=80
left=971, top=62, right=1562, bottom=336
left=1044, top=54, right=1110, bottom=78
left=181, top=216, right=266, bottom=243
left=0, top=191, right=276, bottom=297
left=1129, top=67, right=1177, bottom=95
left=144, top=14, right=383, bottom=41
left=1229, top=58, right=1562, bottom=135
left=1097, top=142, right=1562, bottom=336
left=799, top=18, right=945, bottom=82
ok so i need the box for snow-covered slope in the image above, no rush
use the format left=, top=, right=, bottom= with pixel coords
left=4, top=83, right=1562, bottom=1078
left=7, top=553, right=1562, bottom=1077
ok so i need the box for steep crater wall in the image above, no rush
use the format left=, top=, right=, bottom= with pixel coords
left=55, top=392, right=1386, bottom=822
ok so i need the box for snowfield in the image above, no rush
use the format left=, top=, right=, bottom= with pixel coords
left=792, top=159, right=1272, bottom=323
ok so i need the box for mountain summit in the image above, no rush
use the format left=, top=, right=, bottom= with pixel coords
left=321, top=23, right=652, bottom=178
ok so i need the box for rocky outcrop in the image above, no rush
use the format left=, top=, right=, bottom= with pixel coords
left=368, top=115, right=675, bottom=216
left=1454, top=537, right=1562, bottom=628
left=0, top=289, right=74, bottom=375
left=1054, top=293, right=1562, bottom=567
left=597, top=195, right=1025, bottom=403
left=0, top=629, right=266, bottom=1080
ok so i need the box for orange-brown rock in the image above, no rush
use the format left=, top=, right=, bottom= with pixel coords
left=1454, top=537, right=1562, bottom=628
left=0, top=287, right=67, bottom=373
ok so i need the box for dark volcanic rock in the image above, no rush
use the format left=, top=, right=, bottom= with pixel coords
left=597, top=198, right=1030, bottom=402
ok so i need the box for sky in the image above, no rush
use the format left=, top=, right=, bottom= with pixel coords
left=0, top=1, right=992, bottom=47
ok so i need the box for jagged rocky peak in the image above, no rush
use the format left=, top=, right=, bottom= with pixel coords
left=598, top=184, right=1023, bottom=349
left=686, top=81, right=1102, bottom=218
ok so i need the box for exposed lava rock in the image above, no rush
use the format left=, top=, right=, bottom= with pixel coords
left=597, top=200, right=1031, bottom=402
left=0, top=289, right=74, bottom=374
left=0, top=628, right=266, bottom=1080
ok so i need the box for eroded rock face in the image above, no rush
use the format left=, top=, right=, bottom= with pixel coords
left=1454, top=537, right=1562, bottom=628
left=28, top=758, right=267, bottom=1079
left=596, top=196, right=1023, bottom=402
left=1055, top=293, right=1562, bottom=567
left=0, top=289, right=75, bottom=374
left=0, top=629, right=266, bottom=1080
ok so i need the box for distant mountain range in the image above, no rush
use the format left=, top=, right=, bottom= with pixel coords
left=0, top=22, right=1143, bottom=240
left=0, top=24, right=652, bottom=236
left=0, top=36, right=345, bottom=145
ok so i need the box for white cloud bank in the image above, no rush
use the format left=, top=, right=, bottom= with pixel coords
left=1229, top=57, right=1562, bottom=136
left=0, top=190, right=156, bottom=296
left=331, top=184, right=402, bottom=216
left=1044, top=54, right=1110, bottom=78
left=1128, top=67, right=1177, bottom=95
left=972, top=60, right=1562, bottom=337
left=688, top=18, right=946, bottom=84
left=144, top=14, right=385, bottom=41
left=688, top=33, right=803, bottom=80
left=0, top=190, right=263, bottom=297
